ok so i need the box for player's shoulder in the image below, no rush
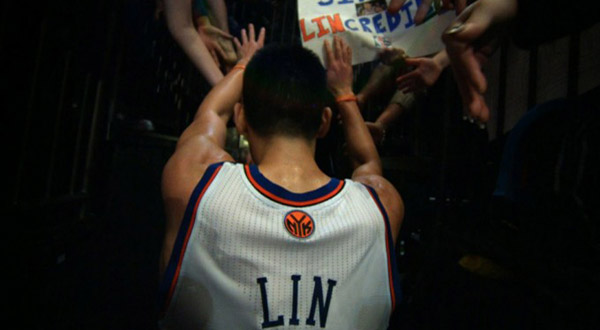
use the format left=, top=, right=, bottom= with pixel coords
left=350, top=173, right=396, bottom=194
left=345, top=174, right=400, bottom=208
left=161, top=145, right=234, bottom=205
left=350, top=174, right=404, bottom=240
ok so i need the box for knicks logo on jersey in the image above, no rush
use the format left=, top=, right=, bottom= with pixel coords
left=284, top=210, right=314, bottom=238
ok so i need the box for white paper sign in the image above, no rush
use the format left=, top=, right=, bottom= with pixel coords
left=297, top=0, right=456, bottom=65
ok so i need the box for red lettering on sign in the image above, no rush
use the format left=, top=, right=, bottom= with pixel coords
left=311, top=16, right=330, bottom=38
left=299, top=18, right=316, bottom=42
left=326, top=14, right=346, bottom=34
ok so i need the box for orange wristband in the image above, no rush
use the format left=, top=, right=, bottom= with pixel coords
left=335, top=94, right=357, bottom=103
left=233, top=64, right=246, bottom=71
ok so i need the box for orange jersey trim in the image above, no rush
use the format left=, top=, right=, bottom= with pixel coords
left=244, top=165, right=345, bottom=207
left=162, top=164, right=223, bottom=315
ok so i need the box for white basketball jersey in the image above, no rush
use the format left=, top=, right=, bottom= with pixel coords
left=159, top=162, right=400, bottom=330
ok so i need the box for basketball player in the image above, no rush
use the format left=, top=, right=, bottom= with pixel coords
left=158, top=24, right=404, bottom=329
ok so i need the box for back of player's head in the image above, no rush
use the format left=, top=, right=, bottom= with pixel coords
left=243, top=44, right=331, bottom=140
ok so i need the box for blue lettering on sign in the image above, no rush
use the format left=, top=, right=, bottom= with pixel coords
left=386, top=11, right=402, bottom=32
left=401, top=1, right=415, bottom=28
left=339, top=8, right=415, bottom=35
left=344, top=18, right=359, bottom=31
left=358, top=17, right=372, bottom=33
left=372, top=13, right=386, bottom=33
left=318, top=0, right=354, bottom=5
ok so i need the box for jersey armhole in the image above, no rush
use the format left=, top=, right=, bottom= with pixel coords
left=158, top=162, right=225, bottom=317
left=363, top=184, right=402, bottom=312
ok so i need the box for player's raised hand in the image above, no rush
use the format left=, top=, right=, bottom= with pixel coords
left=233, top=24, right=266, bottom=65
left=324, top=36, right=353, bottom=96
left=388, top=0, right=467, bottom=25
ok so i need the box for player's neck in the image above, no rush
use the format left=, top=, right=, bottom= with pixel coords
left=249, top=135, right=330, bottom=193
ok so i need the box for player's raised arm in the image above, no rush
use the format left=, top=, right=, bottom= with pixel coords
left=324, top=36, right=404, bottom=240
left=177, top=24, right=265, bottom=151
left=324, top=36, right=381, bottom=178
left=160, top=24, right=265, bottom=276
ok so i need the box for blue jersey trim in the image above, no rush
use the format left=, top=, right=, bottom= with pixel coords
left=158, top=162, right=224, bottom=315
left=365, top=185, right=402, bottom=309
left=245, top=164, right=344, bottom=206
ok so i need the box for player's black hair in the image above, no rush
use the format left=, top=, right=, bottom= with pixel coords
left=242, top=44, right=332, bottom=139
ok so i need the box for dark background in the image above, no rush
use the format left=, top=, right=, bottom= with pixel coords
left=5, top=0, right=599, bottom=329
